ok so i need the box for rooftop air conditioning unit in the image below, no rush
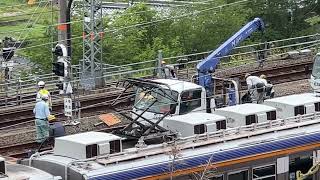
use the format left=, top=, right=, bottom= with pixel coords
left=0, top=157, right=6, bottom=175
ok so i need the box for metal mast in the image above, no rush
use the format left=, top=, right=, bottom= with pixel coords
left=81, top=0, right=104, bottom=90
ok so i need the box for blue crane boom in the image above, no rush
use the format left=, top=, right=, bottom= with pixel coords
left=196, top=17, right=265, bottom=97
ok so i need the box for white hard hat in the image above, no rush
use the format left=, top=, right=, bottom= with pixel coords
left=38, top=81, right=45, bottom=87
left=41, top=94, right=49, bottom=100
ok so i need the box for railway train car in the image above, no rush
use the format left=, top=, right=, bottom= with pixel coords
left=0, top=156, right=61, bottom=180
left=20, top=93, right=320, bottom=180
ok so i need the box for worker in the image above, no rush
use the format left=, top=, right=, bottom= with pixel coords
left=245, top=73, right=265, bottom=104
left=161, top=60, right=177, bottom=79
left=260, top=74, right=275, bottom=99
left=33, top=94, right=51, bottom=144
left=36, top=81, right=52, bottom=110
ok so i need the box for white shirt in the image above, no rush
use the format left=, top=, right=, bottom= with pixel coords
left=261, top=78, right=268, bottom=86
left=246, top=76, right=264, bottom=89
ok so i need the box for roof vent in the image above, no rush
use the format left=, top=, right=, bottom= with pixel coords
left=0, top=157, right=6, bottom=176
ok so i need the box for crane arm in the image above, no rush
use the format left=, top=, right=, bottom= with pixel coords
left=196, top=18, right=264, bottom=96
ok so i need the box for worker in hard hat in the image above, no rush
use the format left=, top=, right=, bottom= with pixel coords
left=33, top=94, right=51, bottom=143
left=260, top=74, right=274, bottom=99
left=36, top=81, right=52, bottom=110
left=245, top=73, right=266, bottom=104
left=161, top=60, right=177, bottom=79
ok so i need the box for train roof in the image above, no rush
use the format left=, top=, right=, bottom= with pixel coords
left=165, top=113, right=226, bottom=125
left=151, top=79, right=203, bottom=93
left=31, top=116, right=320, bottom=179
left=6, top=163, right=56, bottom=180
left=215, top=103, right=276, bottom=115
left=264, top=93, right=320, bottom=106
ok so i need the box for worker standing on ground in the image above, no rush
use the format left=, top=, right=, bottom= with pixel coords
left=260, top=74, right=275, bottom=99
left=36, top=81, right=52, bottom=110
left=245, top=73, right=266, bottom=104
left=33, top=94, right=51, bottom=143
left=161, top=60, right=177, bottom=79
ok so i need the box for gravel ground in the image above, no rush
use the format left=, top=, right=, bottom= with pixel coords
left=0, top=110, right=130, bottom=147
left=214, top=55, right=313, bottom=77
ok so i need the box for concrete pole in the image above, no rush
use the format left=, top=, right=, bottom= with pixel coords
left=157, top=50, right=163, bottom=78
left=58, top=0, right=68, bottom=46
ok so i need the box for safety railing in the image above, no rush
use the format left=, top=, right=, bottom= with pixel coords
left=1, top=34, right=319, bottom=107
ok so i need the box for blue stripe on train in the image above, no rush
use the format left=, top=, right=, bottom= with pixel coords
left=89, top=131, right=320, bottom=180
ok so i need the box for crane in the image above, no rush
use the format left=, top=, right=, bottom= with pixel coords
left=196, top=18, right=265, bottom=101
left=123, top=18, right=266, bottom=137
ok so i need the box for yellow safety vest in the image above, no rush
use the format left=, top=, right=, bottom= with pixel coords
left=39, top=89, right=49, bottom=96
left=38, top=89, right=52, bottom=108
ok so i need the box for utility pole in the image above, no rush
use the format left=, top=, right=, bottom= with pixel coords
left=81, top=0, right=104, bottom=90
left=55, top=0, right=79, bottom=122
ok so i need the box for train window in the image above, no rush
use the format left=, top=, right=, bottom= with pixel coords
left=109, top=140, right=121, bottom=154
left=245, top=115, right=257, bottom=125
left=209, top=174, right=223, bottom=180
left=134, top=88, right=178, bottom=114
left=294, top=105, right=306, bottom=116
left=86, top=144, right=98, bottom=158
left=228, top=170, right=248, bottom=180
left=194, top=124, right=206, bottom=134
left=216, top=120, right=226, bottom=130
left=315, top=102, right=320, bottom=111
left=252, top=164, right=276, bottom=180
left=267, top=111, right=276, bottom=120
left=179, top=89, right=202, bottom=115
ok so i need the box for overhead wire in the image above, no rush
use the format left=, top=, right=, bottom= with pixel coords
left=100, top=37, right=320, bottom=73
left=0, top=9, right=59, bottom=20
left=0, top=0, right=49, bottom=10
left=107, top=0, right=222, bottom=17
left=4, top=1, right=50, bottom=61
left=61, top=41, right=320, bottom=113
left=0, top=0, right=236, bottom=35
left=2, top=0, right=249, bottom=53
left=104, top=0, right=249, bottom=32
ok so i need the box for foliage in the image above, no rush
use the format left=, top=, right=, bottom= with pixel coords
left=3, top=0, right=320, bottom=72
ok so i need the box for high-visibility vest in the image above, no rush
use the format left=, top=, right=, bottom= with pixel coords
left=39, top=89, right=49, bottom=96
left=37, top=89, right=52, bottom=108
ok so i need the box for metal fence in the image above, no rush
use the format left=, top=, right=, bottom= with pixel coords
left=0, top=33, right=319, bottom=107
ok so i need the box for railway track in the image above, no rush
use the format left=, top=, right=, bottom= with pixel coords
left=0, top=57, right=315, bottom=160
left=0, top=57, right=314, bottom=129
left=0, top=90, right=133, bottom=129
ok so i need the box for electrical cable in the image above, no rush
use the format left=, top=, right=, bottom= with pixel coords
left=106, top=0, right=224, bottom=17
left=3, top=1, right=50, bottom=61
left=0, top=0, right=235, bottom=35
left=104, top=0, right=249, bottom=32
left=1, top=0, right=248, bottom=37
left=75, top=44, right=317, bottom=113
left=0, top=9, right=59, bottom=20
left=0, top=0, right=48, bottom=9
